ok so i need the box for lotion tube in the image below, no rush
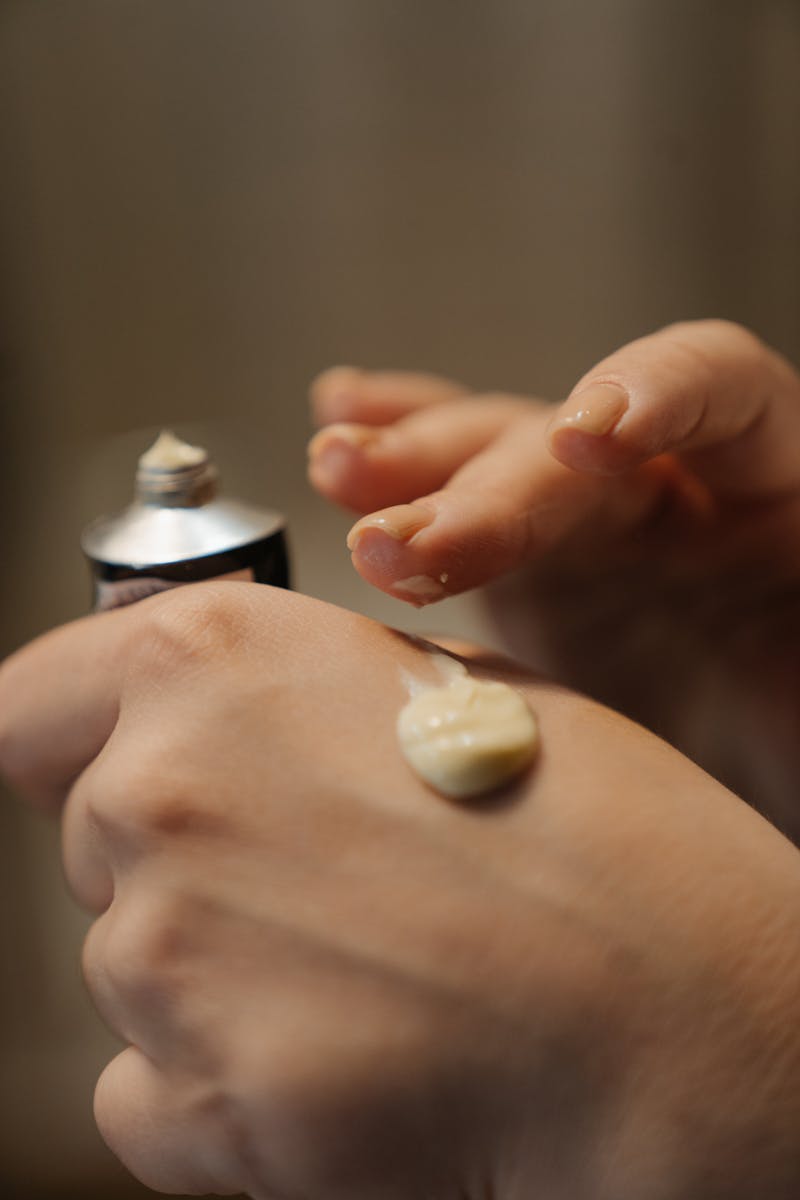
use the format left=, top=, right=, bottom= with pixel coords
left=81, top=432, right=290, bottom=611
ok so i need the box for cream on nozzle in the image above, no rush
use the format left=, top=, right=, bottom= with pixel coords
left=82, top=429, right=290, bottom=609
left=138, top=430, right=208, bottom=471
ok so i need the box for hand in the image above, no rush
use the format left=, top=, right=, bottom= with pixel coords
left=307, top=322, right=800, bottom=829
left=2, top=583, right=800, bottom=1198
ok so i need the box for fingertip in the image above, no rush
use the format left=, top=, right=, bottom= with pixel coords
left=546, top=425, right=628, bottom=474
left=346, top=505, right=434, bottom=551
left=546, top=382, right=631, bottom=473
left=309, top=366, right=365, bottom=426
left=308, top=422, right=376, bottom=463
left=306, top=423, right=377, bottom=499
left=347, top=518, right=449, bottom=607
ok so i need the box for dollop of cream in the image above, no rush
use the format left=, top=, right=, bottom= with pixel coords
left=397, top=674, right=538, bottom=800
left=139, top=430, right=207, bottom=470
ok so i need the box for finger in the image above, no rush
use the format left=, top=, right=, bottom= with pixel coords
left=95, top=1046, right=243, bottom=1196
left=62, top=704, right=237, bottom=915
left=62, top=764, right=116, bottom=911
left=546, top=320, right=800, bottom=495
left=346, top=410, right=661, bottom=605
left=307, top=394, right=531, bottom=513
left=0, top=610, right=133, bottom=810
left=310, top=365, right=468, bottom=428
left=82, top=885, right=219, bottom=1071
left=82, top=902, right=162, bottom=1051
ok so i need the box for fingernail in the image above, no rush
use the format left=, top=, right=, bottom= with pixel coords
left=311, top=365, right=363, bottom=400
left=347, top=505, right=434, bottom=551
left=311, top=367, right=365, bottom=424
left=551, top=383, right=628, bottom=437
left=308, top=423, right=376, bottom=463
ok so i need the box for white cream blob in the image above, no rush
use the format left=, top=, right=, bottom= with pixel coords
left=139, top=430, right=207, bottom=470
left=397, top=660, right=538, bottom=800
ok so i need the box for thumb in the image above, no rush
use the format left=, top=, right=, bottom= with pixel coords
left=546, top=320, right=800, bottom=497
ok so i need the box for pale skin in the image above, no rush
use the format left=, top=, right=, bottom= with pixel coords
left=308, top=319, right=800, bottom=836
left=2, top=584, right=800, bottom=1199
left=1, top=319, right=800, bottom=1197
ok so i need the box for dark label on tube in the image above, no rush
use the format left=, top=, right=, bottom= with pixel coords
left=89, top=530, right=291, bottom=612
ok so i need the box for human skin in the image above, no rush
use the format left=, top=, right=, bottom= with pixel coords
left=1, top=584, right=800, bottom=1198
left=307, top=320, right=800, bottom=834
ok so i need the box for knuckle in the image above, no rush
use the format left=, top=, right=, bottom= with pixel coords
left=655, top=326, right=719, bottom=386
left=94, top=1051, right=236, bottom=1195
left=660, top=319, right=767, bottom=373
left=98, top=890, right=192, bottom=998
left=692, top=317, right=763, bottom=350
left=129, top=582, right=258, bottom=681
left=86, top=761, right=215, bottom=845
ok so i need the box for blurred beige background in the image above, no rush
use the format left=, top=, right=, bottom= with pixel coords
left=0, top=1, right=798, bottom=1194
